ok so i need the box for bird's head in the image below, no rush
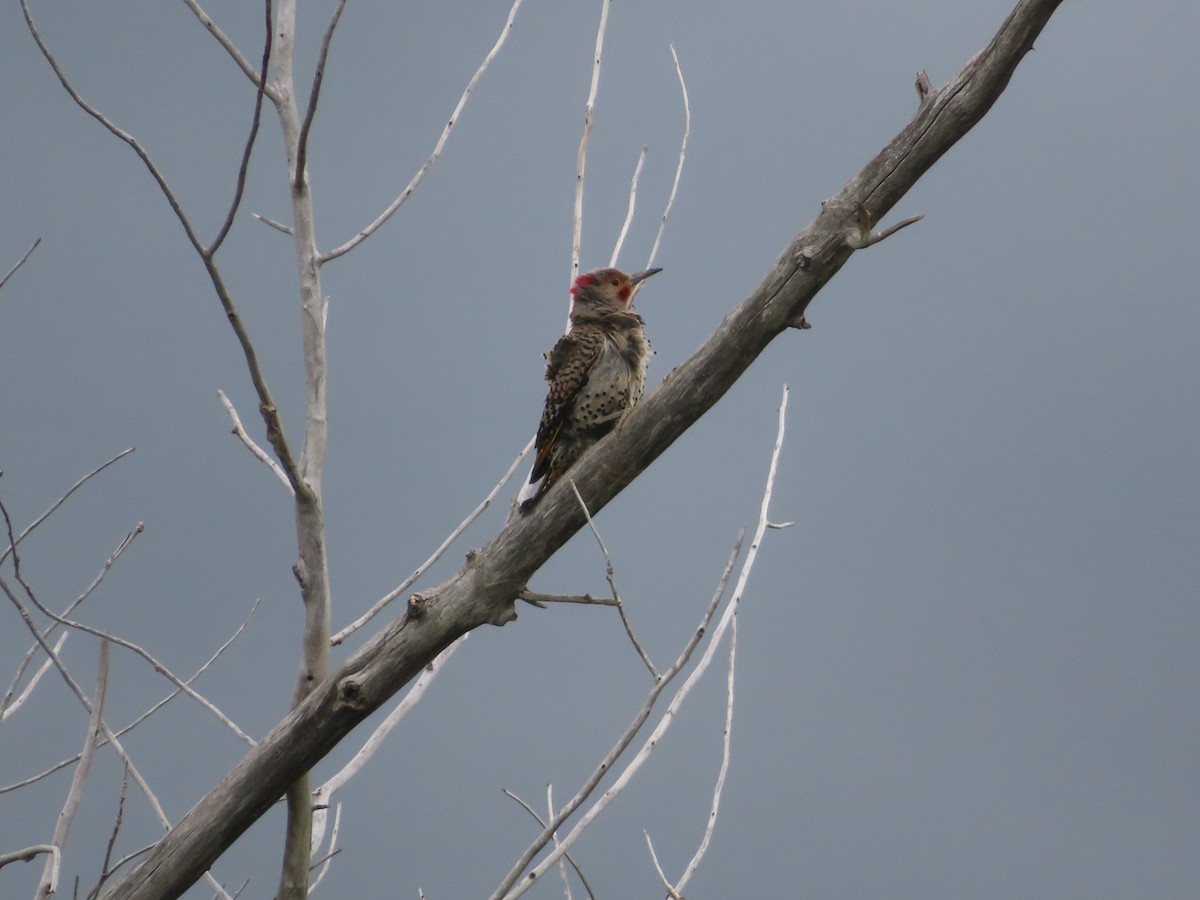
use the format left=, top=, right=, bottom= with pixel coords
left=570, top=267, right=662, bottom=311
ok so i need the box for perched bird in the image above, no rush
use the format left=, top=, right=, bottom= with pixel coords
left=519, top=266, right=662, bottom=510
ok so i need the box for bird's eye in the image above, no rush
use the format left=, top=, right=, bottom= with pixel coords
left=611, top=279, right=619, bottom=286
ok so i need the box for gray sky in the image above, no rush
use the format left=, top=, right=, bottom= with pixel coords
left=3, top=1, right=1198, bottom=898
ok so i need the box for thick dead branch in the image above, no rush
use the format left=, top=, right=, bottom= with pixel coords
left=100, top=3, right=1062, bottom=897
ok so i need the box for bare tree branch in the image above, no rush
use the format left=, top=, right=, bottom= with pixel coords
left=493, top=532, right=744, bottom=899
left=36, top=641, right=108, bottom=898
left=207, top=0, right=273, bottom=255
left=1, top=600, right=258, bottom=795
left=645, top=45, right=690, bottom=272
left=501, top=789, right=596, bottom=900
left=569, top=481, right=656, bottom=679
left=1, top=449, right=134, bottom=567
left=0, top=845, right=56, bottom=872
left=20, top=2, right=303, bottom=495
left=217, top=390, right=293, bottom=493
left=0, top=237, right=41, bottom=294
left=321, top=0, right=525, bottom=263
left=609, top=147, right=648, bottom=269
left=332, top=438, right=533, bottom=645
left=181, top=0, right=277, bottom=97
left=99, top=4, right=1064, bottom=896
left=570, top=0, right=612, bottom=293
left=293, top=0, right=347, bottom=190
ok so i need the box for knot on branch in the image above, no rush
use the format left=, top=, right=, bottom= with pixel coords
left=335, top=675, right=368, bottom=711
left=407, top=592, right=428, bottom=620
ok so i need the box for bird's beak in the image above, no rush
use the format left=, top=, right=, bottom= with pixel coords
left=628, top=267, right=663, bottom=286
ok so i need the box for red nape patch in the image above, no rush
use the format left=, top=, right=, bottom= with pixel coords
left=570, top=272, right=598, bottom=295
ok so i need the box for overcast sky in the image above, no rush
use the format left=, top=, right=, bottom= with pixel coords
left=2, top=1, right=1198, bottom=898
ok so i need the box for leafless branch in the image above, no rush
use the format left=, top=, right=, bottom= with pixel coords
left=1, top=600, right=259, bottom=795
left=208, top=0, right=273, bottom=255
left=37, top=640, right=108, bottom=898
left=569, top=481, right=657, bottom=679
left=332, top=437, right=533, bottom=645
left=516, top=591, right=616, bottom=608
left=645, top=45, right=690, bottom=271
left=505, top=386, right=787, bottom=897
left=570, top=0, right=612, bottom=290
left=501, top=789, right=596, bottom=900
left=492, top=532, right=744, bottom=900
left=674, top=609, right=737, bottom=894
left=252, top=212, right=294, bottom=235
left=2, top=632, right=66, bottom=722
left=181, top=0, right=276, bottom=95
left=609, top=147, right=647, bottom=269
left=321, top=0, right=525, bottom=263
left=0, top=845, right=56, bottom=872
left=14, top=578, right=255, bottom=747
left=0, top=237, right=41, bottom=294
left=309, top=636, right=466, bottom=853
left=85, top=763, right=130, bottom=900
left=643, top=832, right=682, bottom=900
left=1, top=448, right=135, bottom=566
left=294, top=0, right=347, bottom=189
left=218, top=390, right=293, bottom=493
left=20, top=1, right=303, bottom=495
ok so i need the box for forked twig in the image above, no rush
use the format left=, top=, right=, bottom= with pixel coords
left=490, top=530, right=745, bottom=900
left=569, top=481, right=657, bottom=679
left=499, top=385, right=790, bottom=898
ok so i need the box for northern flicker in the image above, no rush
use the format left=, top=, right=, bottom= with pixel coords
left=520, top=266, right=662, bottom=510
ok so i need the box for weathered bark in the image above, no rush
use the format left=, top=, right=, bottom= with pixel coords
left=101, top=1, right=1063, bottom=897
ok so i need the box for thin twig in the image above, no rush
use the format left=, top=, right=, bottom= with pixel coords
left=310, top=636, right=466, bottom=852
left=14, top=580, right=255, bottom=747
left=570, top=0, right=612, bottom=291
left=332, top=438, right=533, bottom=645
left=516, top=591, right=616, bottom=608
left=4, top=523, right=145, bottom=707
left=643, top=832, right=683, bottom=900
left=181, top=0, right=276, bottom=95
left=645, top=45, right=690, bottom=272
left=609, top=147, right=647, bottom=268
left=294, top=0, right=347, bottom=189
left=675, top=609, right=737, bottom=894
left=491, top=531, right=745, bottom=900
left=0, top=237, right=41, bottom=293
left=0, top=448, right=135, bottom=566
left=1, top=600, right=259, bottom=795
left=218, top=390, right=293, bottom=493
left=38, top=640, right=108, bottom=898
left=500, top=386, right=789, bottom=899
left=20, top=0, right=303, bottom=495
left=251, top=212, right=294, bottom=235
left=0, top=845, right=56, bottom=872
left=501, top=790, right=596, bottom=900
left=307, top=803, right=342, bottom=892
left=86, top=763, right=130, bottom=900
left=321, top=0, right=524, bottom=263
left=2, top=632, right=66, bottom=721
left=208, top=0, right=273, bottom=255
left=569, top=481, right=657, bottom=679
